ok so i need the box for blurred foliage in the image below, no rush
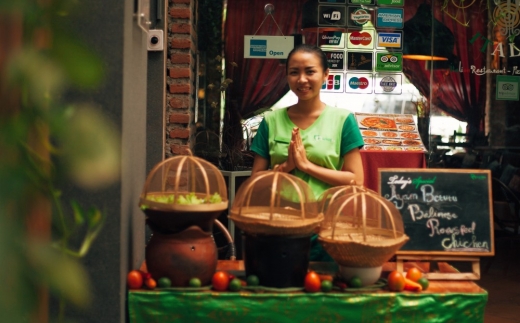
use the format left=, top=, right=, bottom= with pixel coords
left=0, top=0, right=120, bottom=322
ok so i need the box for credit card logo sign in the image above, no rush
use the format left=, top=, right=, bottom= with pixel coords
left=378, top=32, right=402, bottom=48
left=349, top=31, right=372, bottom=46
left=322, top=74, right=342, bottom=90
left=249, top=39, right=267, bottom=57
left=349, top=77, right=369, bottom=89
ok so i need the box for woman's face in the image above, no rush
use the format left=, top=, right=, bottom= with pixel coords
left=286, top=51, right=329, bottom=102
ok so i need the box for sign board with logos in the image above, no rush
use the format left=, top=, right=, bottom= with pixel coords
left=379, top=168, right=494, bottom=280
left=318, top=5, right=347, bottom=27
left=243, top=36, right=294, bottom=59
left=324, top=51, right=345, bottom=70
left=321, top=73, right=344, bottom=92
left=376, top=8, right=404, bottom=29
left=374, top=73, right=402, bottom=94
left=318, top=28, right=346, bottom=47
left=347, top=29, right=375, bottom=49
left=376, top=31, right=402, bottom=50
left=345, top=73, right=373, bottom=93
left=347, top=51, right=373, bottom=71
left=348, top=7, right=374, bottom=27
left=375, top=52, right=403, bottom=72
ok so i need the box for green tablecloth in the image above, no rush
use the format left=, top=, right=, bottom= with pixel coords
left=128, top=288, right=487, bottom=323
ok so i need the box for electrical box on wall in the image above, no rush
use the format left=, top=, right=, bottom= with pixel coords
left=147, top=29, right=164, bottom=51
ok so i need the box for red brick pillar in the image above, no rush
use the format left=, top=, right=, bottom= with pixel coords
left=167, top=0, right=197, bottom=157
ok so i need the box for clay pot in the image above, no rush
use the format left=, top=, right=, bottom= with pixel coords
left=145, top=225, right=218, bottom=287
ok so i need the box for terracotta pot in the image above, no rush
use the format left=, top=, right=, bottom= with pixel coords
left=145, top=225, right=218, bottom=287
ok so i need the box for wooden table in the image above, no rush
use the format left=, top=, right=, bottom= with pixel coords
left=128, top=260, right=487, bottom=323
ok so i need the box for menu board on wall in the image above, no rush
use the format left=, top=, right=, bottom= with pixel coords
left=355, top=113, right=427, bottom=152
left=378, top=169, right=494, bottom=256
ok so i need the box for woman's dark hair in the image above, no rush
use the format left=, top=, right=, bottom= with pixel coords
left=285, top=44, right=329, bottom=74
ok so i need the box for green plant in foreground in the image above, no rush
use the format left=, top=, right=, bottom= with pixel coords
left=1, top=0, right=120, bottom=322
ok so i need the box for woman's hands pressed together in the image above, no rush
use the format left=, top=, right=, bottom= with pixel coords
left=290, top=127, right=311, bottom=172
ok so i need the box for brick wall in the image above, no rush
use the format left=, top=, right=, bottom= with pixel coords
left=167, top=0, right=197, bottom=157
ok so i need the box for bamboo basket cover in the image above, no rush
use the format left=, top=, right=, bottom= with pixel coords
left=229, top=171, right=322, bottom=236
left=139, top=154, right=228, bottom=212
left=317, top=190, right=409, bottom=267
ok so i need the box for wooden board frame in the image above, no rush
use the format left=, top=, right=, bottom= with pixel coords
left=396, top=255, right=481, bottom=280
left=379, top=168, right=495, bottom=280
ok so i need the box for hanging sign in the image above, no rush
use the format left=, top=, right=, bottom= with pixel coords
left=244, top=36, right=295, bottom=59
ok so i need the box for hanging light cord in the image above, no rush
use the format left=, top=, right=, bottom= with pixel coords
left=253, top=7, right=285, bottom=36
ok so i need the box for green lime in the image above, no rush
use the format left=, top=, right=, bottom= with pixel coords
left=349, top=276, right=363, bottom=288
left=229, top=278, right=242, bottom=291
left=188, top=277, right=202, bottom=288
left=157, top=277, right=172, bottom=288
left=246, top=275, right=260, bottom=287
left=321, top=280, right=333, bottom=292
left=417, top=277, right=429, bottom=291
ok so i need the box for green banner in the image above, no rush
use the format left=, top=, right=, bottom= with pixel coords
left=128, top=289, right=487, bottom=323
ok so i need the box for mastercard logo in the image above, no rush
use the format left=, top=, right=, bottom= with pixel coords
left=349, top=77, right=370, bottom=90
left=350, top=31, right=372, bottom=46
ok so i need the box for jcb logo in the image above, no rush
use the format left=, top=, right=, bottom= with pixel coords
left=322, top=75, right=341, bottom=90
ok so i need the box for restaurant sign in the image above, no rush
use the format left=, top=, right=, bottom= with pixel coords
left=243, top=36, right=294, bottom=59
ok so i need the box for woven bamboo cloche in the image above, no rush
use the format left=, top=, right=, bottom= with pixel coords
left=138, top=154, right=229, bottom=234
left=229, top=170, right=323, bottom=236
left=139, top=154, right=228, bottom=213
left=318, top=187, right=409, bottom=268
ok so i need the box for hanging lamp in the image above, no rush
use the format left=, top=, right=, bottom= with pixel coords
left=402, top=3, right=455, bottom=61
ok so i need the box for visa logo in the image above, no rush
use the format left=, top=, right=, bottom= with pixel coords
left=322, top=75, right=341, bottom=90
left=378, top=33, right=401, bottom=47
left=382, top=37, right=398, bottom=43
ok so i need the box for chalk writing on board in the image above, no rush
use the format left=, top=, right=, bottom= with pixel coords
left=380, top=171, right=492, bottom=254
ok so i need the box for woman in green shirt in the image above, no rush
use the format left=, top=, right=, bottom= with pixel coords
left=250, top=44, right=365, bottom=261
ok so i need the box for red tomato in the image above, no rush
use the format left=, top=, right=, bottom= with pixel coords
left=406, top=267, right=422, bottom=282
left=127, top=270, right=144, bottom=289
left=212, top=271, right=230, bottom=291
left=304, top=271, right=321, bottom=293
left=144, top=278, right=157, bottom=290
left=387, top=270, right=405, bottom=292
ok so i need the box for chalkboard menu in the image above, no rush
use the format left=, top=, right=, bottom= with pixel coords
left=379, top=169, right=494, bottom=256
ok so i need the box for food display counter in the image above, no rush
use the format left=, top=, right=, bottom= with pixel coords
left=128, top=261, right=487, bottom=323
